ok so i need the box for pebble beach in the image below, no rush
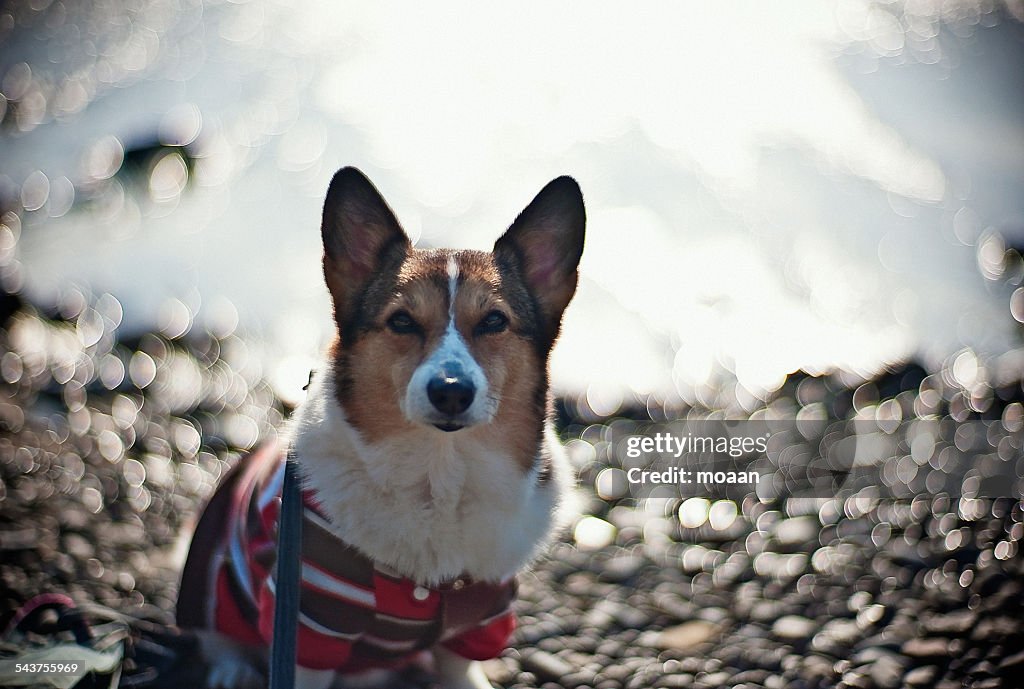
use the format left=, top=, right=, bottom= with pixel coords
left=2, top=299, right=1023, bottom=689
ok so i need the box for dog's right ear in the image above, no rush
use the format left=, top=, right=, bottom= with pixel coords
left=321, top=167, right=411, bottom=315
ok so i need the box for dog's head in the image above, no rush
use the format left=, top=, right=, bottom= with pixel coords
left=320, top=167, right=584, bottom=455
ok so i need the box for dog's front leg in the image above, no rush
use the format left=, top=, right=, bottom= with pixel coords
left=294, top=666, right=336, bottom=689
left=433, top=647, right=494, bottom=689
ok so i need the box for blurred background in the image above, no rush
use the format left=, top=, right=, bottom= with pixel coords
left=2, top=0, right=1022, bottom=407
left=2, top=2, right=1024, bottom=688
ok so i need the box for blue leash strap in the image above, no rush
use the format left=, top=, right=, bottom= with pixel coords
left=270, top=453, right=302, bottom=689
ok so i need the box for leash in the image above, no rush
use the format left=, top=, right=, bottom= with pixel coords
left=269, top=452, right=303, bottom=689
left=270, top=370, right=315, bottom=689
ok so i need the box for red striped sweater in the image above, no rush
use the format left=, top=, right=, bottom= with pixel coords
left=177, top=440, right=517, bottom=672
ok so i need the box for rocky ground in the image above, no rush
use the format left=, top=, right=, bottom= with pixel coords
left=2, top=299, right=1023, bottom=689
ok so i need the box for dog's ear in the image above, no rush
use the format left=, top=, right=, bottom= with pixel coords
left=494, top=176, right=585, bottom=337
left=321, top=167, right=411, bottom=315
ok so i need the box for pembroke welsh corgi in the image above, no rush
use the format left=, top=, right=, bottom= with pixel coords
left=177, top=167, right=585, bottom=689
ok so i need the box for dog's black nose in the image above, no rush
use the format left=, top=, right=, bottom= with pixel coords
left=427, top=375, right=475, bottom=416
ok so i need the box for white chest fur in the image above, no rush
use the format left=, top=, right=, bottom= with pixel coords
left=288, top=367, right=571, bottom=586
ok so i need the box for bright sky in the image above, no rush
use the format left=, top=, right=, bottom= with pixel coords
left=11, top=0, right=1020, bottom=405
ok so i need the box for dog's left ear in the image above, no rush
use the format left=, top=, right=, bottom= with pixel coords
left=494, top=176, right=585, bottom=338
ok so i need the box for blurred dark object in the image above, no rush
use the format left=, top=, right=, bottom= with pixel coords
left=0, top=594, right=124, bottom=689
left=873, top=361, right=928, bottom=400
left=116, top=140, right=196, bottom=191
left=0, top=290, right=21, bottom=328
left=0, top=593, right=208, bottom=689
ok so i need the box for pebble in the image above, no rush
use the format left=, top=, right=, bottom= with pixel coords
left=699, top=670, right=731, bottom=686
left=921, top=610, right=975, bottom=635
left=749, top=600, right=786, bottom=622
left=0, top=527, right=37, bottom=550
left=772, top=615, right=818, bottom=642
left=801, top=653, right=838, bottom=683
left=971, top=680, right=1001, bottom=689
left=522, top=651, right=576, bottom=681
left=772, top=516, right=821, bottom=549
left=855, top=603, right=888, bottom=630
left=731, top=669, right=770, bottom=684
left=812, top=618, right=861, bottom=655
left=599, top=554, right=645, bottom=583
left=561, top=670, right=597, bottom=688
left=584, top=599, right=650, bottom=630
left=971, top=616, right=1019, bottom=642
left=999, top=648, right=1024, bottom=670
left=840, top=669, right=876, bottom=688
left=653, top=593, right=697, bottom=621
left=644, top=620, right=719, bottom=650
left=867, top=653, right=909, bottom=689
left=655, top=674, right=695, bottom=688
left=902, top=665, right=938, bottom=687
left=901, top=637, right=950, bottom=658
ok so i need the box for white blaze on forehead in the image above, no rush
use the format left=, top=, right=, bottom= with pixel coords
left=446, top=255, right=459, bottom=320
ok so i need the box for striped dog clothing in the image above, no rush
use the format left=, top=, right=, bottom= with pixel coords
left=177, top=440, right=517, bottom=672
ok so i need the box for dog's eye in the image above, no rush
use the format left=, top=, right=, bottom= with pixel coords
left=477, top=310, right=509, bottom=335
left=386, top=311, right=419, bottom=334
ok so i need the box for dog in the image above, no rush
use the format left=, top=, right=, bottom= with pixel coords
left=177, top=167, right=585, bottom=689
